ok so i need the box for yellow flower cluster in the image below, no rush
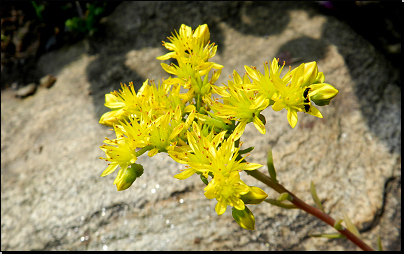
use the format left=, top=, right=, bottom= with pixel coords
left=98, top=24, right=338, bottom=230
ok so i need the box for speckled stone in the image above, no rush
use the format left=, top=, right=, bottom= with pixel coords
left=1, top=1, right=400, bottom=251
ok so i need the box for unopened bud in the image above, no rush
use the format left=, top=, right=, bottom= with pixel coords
left=232, top=206, right=255, bottom=230
left=308, top=83, right=339, bottom=106
left=301, top=61, right=318, bottom=87
left=99, top=109, right=126, bottom=127
left=115, top=163, right=144, bottom=191
left=240, top=186, right=268, bottom=204
left=193, top=24, right=210, bottom=47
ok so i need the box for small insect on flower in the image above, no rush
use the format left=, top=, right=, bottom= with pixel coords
left=303, top=87, right=311, bottom=112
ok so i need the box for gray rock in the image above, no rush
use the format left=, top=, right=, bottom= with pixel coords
left=15, top=83, right=36, bottom=98
left=1, top=2, right=400, bottom=251
left=39, top=74, right=57, bottom=88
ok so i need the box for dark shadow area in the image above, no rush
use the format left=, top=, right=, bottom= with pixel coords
left=315, top=1, right=401, bottom=80
left=322, top=13, right=401, bottom=155
left=223, top=1, right=319, bottom=37
left=84, top=1, right=319, bottom=121
left=1, top=1, right=120, bottom=90
left=86, top=52, right=145, bottom=118
left=275, top=37, right=328, bottom=64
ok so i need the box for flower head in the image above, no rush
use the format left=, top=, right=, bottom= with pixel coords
left=209, top=70, right=269, bottom=135
left=270, top=60, right=323, bottom=128
left=204, top=171, right=250, bottom=215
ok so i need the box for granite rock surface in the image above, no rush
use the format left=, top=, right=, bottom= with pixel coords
left=1, top=2, right=400, bottom=251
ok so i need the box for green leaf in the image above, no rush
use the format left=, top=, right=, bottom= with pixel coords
left=264, top=199, right=298, bottom=209
left=343, top=213, right=361, bottom=239
left=377, top=236, right=383, bottom=251
left=334, top=218, right=345, bottom=231
left=309, top=233, right=346, bottom=239
left=266, top=147, right=278, bottom=182
left=310, top=180, right=325, bottom=212
left=200, top=174, right=208, bottom=185
left=239, top=146, right=254, bottom=155
left=277, top=192, right=293, bottom=202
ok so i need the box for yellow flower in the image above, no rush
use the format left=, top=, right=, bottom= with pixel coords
left=244, top=60, right=287, bottom=104
left=169, top=121, right=262, bottom=180
left=209, top=70, right=269, bottom=135
left=158, top=24, right=223, bottom=80
left=271, top=61, right=323, bottom=128
left=99, top=80, right=151, bottom=126
left=99, top=113, right=151, bottom=178
left=157, top=24, right=211, bottom=61
left=147, top=105, right=195, bottom=157
left=99, top=137, right=137, bottom=178
left=204, top=171, right=250, bottom=215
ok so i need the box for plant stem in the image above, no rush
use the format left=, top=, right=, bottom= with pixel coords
left=246, top=169, right=375, bottom=251
left=135, top=145, right=153, bottom=157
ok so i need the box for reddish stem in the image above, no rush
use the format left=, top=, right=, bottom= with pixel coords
left=247, top=170, right=375, bottom=251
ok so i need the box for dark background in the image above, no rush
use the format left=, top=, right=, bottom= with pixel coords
left=1, top=1, right=401, bottom=91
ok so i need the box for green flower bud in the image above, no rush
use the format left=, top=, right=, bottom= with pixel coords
left=240, top=186, right=268, bottom=204
left=232, top=206, right=255, bottom=230
left=115, top=163, right=144, bottom=191
left=308, top=83, right=339, bottom=106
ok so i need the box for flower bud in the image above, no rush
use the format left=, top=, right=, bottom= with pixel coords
left=240, top=186, right=268, bottom=204
left=104, top=93, right=125, bottom=110
left=301, top=61, right=318, bottom=87
left=308, top=83, right=339, bottom=106
left=232, top=206, right=255, bottom=230
left=99, top=109, right=126, bottom=127
left=115, top=163, right=144, bottom=191
left=314, top=72, right=325, bottom=84
left=193, top=24, right=210, bottom=47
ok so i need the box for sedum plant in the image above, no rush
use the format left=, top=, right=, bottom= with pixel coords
left=98, top=24, right=378, bottom=251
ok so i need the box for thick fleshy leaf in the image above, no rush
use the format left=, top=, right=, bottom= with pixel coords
left=310, top=180, right=325, bottom=212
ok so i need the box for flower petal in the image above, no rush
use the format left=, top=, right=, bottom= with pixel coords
left=287, top=109, right=298, bottom=128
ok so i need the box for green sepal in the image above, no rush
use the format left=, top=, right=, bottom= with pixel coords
left=310, top=180, right=325, bottom=212
left=377, top=236, right=383, bottom=251
left=266, top=147, right=278, bottom=182
left=239, top=146, right=254, bottom=155
left=200, top=173, right=209, bottom=185
left=232, top=206, right=255, bottom=230
left=264, top=199, right=298, bottom=209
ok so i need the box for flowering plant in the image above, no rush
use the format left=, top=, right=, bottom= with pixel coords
left=98, top=24, right=379, bottom=250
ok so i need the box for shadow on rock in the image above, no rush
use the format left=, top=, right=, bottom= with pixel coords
left=275, top=36, right=328, bottom=64
left=322, top=17, right=401, bottom=155
left=86, top=53, right=145, bottom=119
